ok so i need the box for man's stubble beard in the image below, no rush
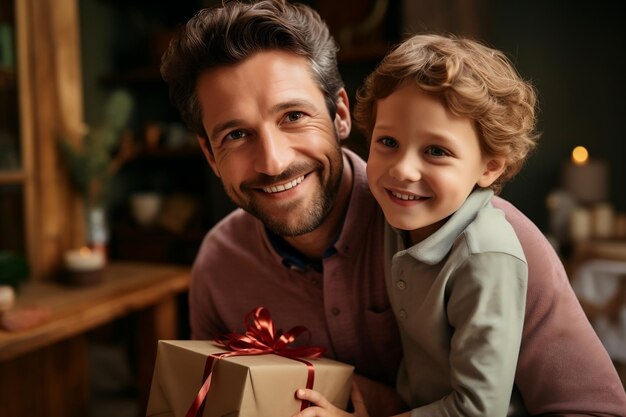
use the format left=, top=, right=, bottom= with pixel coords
left=224, top=144, right=344, bottom=237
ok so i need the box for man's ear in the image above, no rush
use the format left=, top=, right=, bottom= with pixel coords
left=334, top=88, right=352, bottom=140
left=197, top=135, right=220, bottom=178
left=477, top=157, right=506, bottom=188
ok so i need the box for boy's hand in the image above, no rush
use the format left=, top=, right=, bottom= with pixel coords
left=291, top=381, right=370, bottom=417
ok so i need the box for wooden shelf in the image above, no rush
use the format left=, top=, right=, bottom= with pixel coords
left=110, top=222, right=205, bottom=265
left=0, top=170, right=25, bottom=184
left=0, top=261, right=190, bottom=361
left=125, top=145, right=202, bottom=161
left=100, top=66, right=163, bottom=86
left=572, top=239, right=626, bottom=262
left=0, top=261, right=190, bottom=416
left=0, top=68, right=16, bottom=88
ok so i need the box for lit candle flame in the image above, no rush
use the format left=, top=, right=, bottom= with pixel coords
left=572, top=146, right=589, bottom=165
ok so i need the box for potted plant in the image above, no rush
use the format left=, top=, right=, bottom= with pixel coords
left=60, top=89, right=134, bottom=253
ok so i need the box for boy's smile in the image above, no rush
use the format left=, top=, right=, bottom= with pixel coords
left=387, top=188, right=431, bottom=203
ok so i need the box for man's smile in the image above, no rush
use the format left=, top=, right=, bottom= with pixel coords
left=261, top=175, right=305, bottom=194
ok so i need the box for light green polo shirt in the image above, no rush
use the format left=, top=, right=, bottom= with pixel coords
left=384, top=188, right=528, bottom=417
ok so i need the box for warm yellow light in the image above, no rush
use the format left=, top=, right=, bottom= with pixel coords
left=79, top=246, right=92, bottom=257
left=571, top=146, right=589, bottom=165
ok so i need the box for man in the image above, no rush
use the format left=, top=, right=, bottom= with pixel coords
left=160, top=1, right=626, bottom=415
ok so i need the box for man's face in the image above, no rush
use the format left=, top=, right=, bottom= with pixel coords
left=196, top=50, right=349, bottom=236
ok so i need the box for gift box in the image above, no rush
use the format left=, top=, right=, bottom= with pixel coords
left=146, top=340, right=354, bottom=417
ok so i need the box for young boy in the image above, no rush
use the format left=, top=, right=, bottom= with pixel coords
left=292, top=33, right=538, bottom=417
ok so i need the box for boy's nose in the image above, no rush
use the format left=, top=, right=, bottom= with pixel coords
left=388, top=153, right=422, bottom=182
left=253, top=127, right=294, bottom=176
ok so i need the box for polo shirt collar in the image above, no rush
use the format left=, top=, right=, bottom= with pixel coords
left=399, top=188, right=494, bottom=265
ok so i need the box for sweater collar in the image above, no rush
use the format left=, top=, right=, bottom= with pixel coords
left=267, top=148, right=378, bottom=270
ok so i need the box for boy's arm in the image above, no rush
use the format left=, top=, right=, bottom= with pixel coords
left=291, top=382, right=367, bottom=417
left=412, top=253, right=527, bottom=417
left=292, top=379, right=411, bottom=417
left=291, top=374, right=409, bottom=417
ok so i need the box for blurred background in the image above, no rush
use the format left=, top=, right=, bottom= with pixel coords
left=3, top=0, right=626, bottom=269
left=1, top=0, right=625, bottom=416
left=82, top=0, right=626, bottom=261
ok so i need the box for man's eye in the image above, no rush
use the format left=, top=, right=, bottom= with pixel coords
left=425, top=146, right=448, bottom=157
left=224, top=130, right=247, bottom=141
left=379, top=137, right=398, bottom=148
left=285, top=111, right=304, bottom=122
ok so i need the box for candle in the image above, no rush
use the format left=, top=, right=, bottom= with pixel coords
left=562, top=146, right=608, bottom=204
left=570, top=207, right=592, bottom=242
left=64, top=246, right=105, bottom=272
left=591, top=203, right=615, bottom=239
left=0, top=285, right=15, bottom=312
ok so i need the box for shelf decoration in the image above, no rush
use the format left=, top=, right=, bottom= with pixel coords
left=62, top=246, right=105, bottom=286
left=563, top=145, right=608, bottom=205
left=60, top=89, right=135, bottom=256
left=546, top=145, right=624, bottom=253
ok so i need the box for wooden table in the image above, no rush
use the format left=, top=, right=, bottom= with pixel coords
left=0, top=261, right=190, bottom=417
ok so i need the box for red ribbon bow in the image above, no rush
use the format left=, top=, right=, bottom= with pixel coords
left=185, top=307, right=326, bottom=417
left=216, top=306, right=326, bottom=358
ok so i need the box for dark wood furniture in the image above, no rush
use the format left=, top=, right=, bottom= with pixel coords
left=0, top=261, right=190, bottom=417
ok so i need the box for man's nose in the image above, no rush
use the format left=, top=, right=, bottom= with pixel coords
left=388, top=153, right=422, bottom=182
left=253, top=127, right=294, bottom=176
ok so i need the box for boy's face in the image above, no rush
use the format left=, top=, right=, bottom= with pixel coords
left=195, top=50, right=351, bottom=236
left=366, top=82, right=504, bottom=244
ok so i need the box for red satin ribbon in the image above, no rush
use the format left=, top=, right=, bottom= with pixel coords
left=185, top=307, right=326, bottom=417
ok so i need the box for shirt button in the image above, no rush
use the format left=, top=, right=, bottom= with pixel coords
left=396, top=280, right=406, bottom=291
left=331, top=307, right=341, bottom=316
left=398, top=309, right=407, bottom=319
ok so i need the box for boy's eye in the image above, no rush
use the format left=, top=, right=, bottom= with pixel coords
left=225, top=129, right=248, bottom=141
left=425, top=146, right=448, bottom=157
left=379, top=137, right=398, bottom=148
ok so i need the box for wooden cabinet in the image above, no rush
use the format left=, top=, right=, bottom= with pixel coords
left=0, top=1, right=28, bottom=263
left=0, top=0, right=86, bottom=280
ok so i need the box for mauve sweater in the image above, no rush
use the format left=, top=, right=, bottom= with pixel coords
left=190, top=148, right=626, bottom=416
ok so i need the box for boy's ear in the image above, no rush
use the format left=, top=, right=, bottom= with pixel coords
left=334, top=88, right=352, bottom=140
left=197, top=135, right=220, bottom=178
left=477, top=157, right=506, bottom=188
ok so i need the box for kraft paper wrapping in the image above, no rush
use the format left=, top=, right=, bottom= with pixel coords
left=146, top=340, right=354, bottom=417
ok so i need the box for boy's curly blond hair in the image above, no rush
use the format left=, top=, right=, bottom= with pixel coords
left=354, top=33, right=539, bottom=194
